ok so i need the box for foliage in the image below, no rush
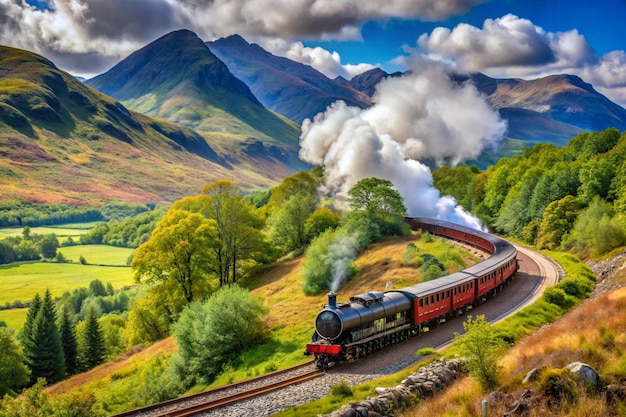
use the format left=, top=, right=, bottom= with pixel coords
left=433, top=128, right=626, bottom=255
left=0, top=379, right=105, bottom=417
left=564, top=198, right=626, bottom=256
left=0, top=202, right=153, bottom=228
left=543, top=287, right=567, bottom=307
left=123, top=290, right=172, bottom=347
left=454, top=315, right=501, bottom=391
left=132, top=208, right=217, bottom=303
left=304, top=207, right=341, bottom=239
left=347, top=177, right=407, bottom=223
left=170, top=285, right=268, bottom=386
left=330, top=381, right=353, bottom=398
left=265, top=171, right=320, bottom=211
left=174, top=180, right=270, bottom=287
left=78, top=308, right=105, bottom=371
left=23, top=290, right=65, bottom=384
left=267, top=194, right=315, bottom=253
left=536, top=367, right=579, bottom=405
left=0, top=327, right=29, bottom=397
left=59, top=310, right=79, bottom=376
left=78, top=207, right=164, bottom=248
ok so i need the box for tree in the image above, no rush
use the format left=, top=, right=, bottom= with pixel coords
left=0, top=240, right=16, bottom=264
left=267, top=194, right=315, bottom=252
left=176, top=180, right=268, bottom=287
left=38, top=234, right=59, bottom=259
left=79, top=308, right=105, bottom=370
left=19, top=293, right=42, bottom=350
left=24, top=290, right=65, bottom=384
left=59, top=310, right=79, bottom=376
left=454, top=315, right=502, bottom=391
left=304, top=207, right=341, bottom=239
left=0, top=327, right=29, bottom=397
left=265, top=171, right=319, bottom=211
left=347, top=177, right=406, bottom=222
left=132, top=208, right=217, bottom=303
left=170, top=285, right=268, bottom=385
left=537, top=196, right=583, bottom=250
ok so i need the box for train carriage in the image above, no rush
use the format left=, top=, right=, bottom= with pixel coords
left=305, top=217, right=518, bottom=368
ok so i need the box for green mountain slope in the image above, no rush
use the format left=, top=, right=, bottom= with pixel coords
left=87, top=30, right=300, bottom=147
left=0, top=45, right=293, bottom=205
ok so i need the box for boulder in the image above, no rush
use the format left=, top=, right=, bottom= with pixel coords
left=565, top=362, right=600, bottom=389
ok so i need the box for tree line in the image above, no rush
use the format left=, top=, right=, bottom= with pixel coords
left=434, top=127, right=626, bottom=257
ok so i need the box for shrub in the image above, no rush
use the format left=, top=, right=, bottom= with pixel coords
left=543, top=287, right=567, bottom=307
left=331, top=381, right=353, bottom=398
left=536, top=367, right=579, bottom=406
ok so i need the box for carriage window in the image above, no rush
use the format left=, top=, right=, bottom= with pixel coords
left=419, top=298, right=423, bottom=307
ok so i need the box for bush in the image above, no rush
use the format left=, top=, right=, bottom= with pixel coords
left=543, top=287, right=567, bottom=307
left=331, top=381, right=353, bottom=398
left=170, top=286, right=268, bottom=386
left=536, top=368, right=579, bottom=406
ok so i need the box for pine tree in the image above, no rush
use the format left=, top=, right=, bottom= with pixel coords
left=80, top=307, right=105, bottom=370
left=59, top=309, right=79, bottom=376
left=19, top=293, right=42, bottom=349
left=25, top=289, right=66, bottom=384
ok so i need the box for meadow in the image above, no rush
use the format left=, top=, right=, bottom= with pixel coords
left=0, top=222, right=100, bottom=244
left=0, top=224, right=135, bottom=331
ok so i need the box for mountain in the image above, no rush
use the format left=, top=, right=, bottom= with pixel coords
left=206, top=35, right=371, bottom=124
left=0, top=45, right=297, bottom=205
left=87, top=30, right=299, bottom=148
left=456, top=72, right=626, bottom=145
left=348, top=67, right=404, bottom=97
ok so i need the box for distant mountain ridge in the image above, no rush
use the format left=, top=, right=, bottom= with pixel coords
left=87, top=30, right=299, bottom=147
left=206, top=35, right=371, bottom=124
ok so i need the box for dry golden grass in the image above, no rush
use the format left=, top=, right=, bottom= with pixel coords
left=402, top=286, right=626, bottom=417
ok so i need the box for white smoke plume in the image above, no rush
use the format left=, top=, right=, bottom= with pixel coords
left=329, top=234, right=360, bottom=292
left=299, top=60, right=507, bottom=230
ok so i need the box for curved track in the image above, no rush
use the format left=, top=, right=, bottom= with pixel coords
left=109, top=238, right=559, bottom=417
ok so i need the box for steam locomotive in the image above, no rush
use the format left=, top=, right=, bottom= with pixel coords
left=305, top=217, right=518, bottom=369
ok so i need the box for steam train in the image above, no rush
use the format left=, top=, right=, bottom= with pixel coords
left=305, top=217, right=518, bottom=369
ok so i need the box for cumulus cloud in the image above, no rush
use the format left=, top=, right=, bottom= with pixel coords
left=0, top=0, right=485, bottom=76
left=416, top=13, right=626, bottom=105
left=299, top=60, right=506, bottom=229
left=260, top=38, right=376, bottom=79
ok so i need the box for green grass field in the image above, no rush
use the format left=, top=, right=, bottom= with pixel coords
left=58, top=245, right=134, bottom=266
left=0, top=262, right=134, bottom=306
left=0, top=222, right=100, bottom=244
left=0, top=308, right=27, bottom=332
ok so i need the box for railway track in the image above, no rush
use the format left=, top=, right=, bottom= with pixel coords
left=109, top=362, right=323, bottom=417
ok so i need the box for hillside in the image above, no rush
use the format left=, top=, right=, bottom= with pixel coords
left=0, top=45, right=295, bottom=205
left=87, top=30, right=300, bottom=148
left=206, top=35, right=371, bottom=124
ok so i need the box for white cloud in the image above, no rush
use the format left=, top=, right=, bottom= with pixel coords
left=259, top=38, right=375, bottom=79
left=0, top=0, right=486, bottom=77
left=415, top=13, right=626, bottom=105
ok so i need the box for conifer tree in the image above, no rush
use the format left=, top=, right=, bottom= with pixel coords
left=59, top=309, right=79, bottom=376
left=80, top=307, right=105, bottom=370
left=25, top=289, right=65, bottom=384
left=19, top=293, right=42, bottom=349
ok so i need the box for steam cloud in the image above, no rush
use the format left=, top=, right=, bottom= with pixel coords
left=329, top=234, right=359, bottom=292
left=299, top=60, right=507, bottom=230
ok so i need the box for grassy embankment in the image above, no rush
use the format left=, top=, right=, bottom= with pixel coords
left=44, top=232, right=478, bottom=414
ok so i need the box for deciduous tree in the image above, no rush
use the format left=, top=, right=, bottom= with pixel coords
left=132, top=208, right=217, bottom=303
left=0, top=327, right=29, bottom=397
left=454, top=315, right=502, bottom=391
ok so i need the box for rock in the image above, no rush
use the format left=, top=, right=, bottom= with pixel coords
left=605, top=384, right=626, bottom=405
left=342, top=408, right=357, bottom=417
left=355, top=405, right=369, bottom=416
left=565, top=362, right=600, bottom=389
left=374, top=387, right=388, bottom=395
left=522, top=367, right=545, bottom=384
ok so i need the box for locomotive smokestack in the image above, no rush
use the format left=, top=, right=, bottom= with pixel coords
left=328, top=291, right=337, bottom=309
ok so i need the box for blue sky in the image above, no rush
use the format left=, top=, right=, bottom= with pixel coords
left=4, top=0, right=626, bottom=104
left=312, top=0, right=626, bottom=71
